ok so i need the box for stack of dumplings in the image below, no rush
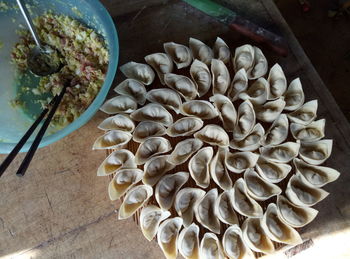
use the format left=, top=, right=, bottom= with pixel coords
left=93, top=37, right=340, bottom=259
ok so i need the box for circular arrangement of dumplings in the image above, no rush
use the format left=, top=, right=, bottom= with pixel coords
left=93, top=37, right=340, bottom=259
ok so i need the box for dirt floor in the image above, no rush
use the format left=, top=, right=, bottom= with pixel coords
left=275, top=0, right=350, bottom=120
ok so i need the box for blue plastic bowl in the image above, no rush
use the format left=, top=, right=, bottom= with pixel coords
left=0, top=0, right=118, bottom=154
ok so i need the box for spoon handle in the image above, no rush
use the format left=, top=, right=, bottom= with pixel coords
left=16, top=84, right=68, bottom=177
left=16, top=0, right=42, bottom=48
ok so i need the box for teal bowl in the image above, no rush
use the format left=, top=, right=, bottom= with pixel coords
left=0, top=0, right=118, bottom=154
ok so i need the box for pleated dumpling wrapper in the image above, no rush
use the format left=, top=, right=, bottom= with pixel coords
left=135, top=137, right=172, bottom=165
left=260, top=114, right=289, bottom=146
left=228, top=68, right=248, bottom=101
left=140, top=205, right=171, bottom=241
left=233, top=100, right=256, bottom=141
left=166, top=117, right=204, bottom=137
left=93, top=130, right=132, bottom=150
left=157, top=217, right=183, bottom=259
left=146, top=88, right=182, bottom=114
left=213, top=37, right=230, bottom=64
left=143, top=155, right=175, bottom=186
left=178, top=223, right=200, bottom=259
left=256, top=157, right=292, bottom=183
left=267, top=63, right=287, bottom=100
left=97, top=114, right=135, bottom=132
left=290, top=119, right=326, bottom=142
left=100, top=95, right=137, bottom=114
left=225, top=151, right=259, bottom=174
left=108, top=168, right=143, bottom=200
left=210, top=147, right=232, bottom=190
left=259, top=142, right=300, bottom=163
left=238, top=77, right=269, bottom=105
left=114, top=78, right=147, bottom=105
left=211, top=59, right=231, bottom=95
left=229, top=123, right=265, bottom=152
left=194, top=124, right=229, bottom=147
left=287, top=100, right=318, bottom=125
left=132, top=121, right=167, bottom=143
left=209, top=94, right=237, bottom=132
left=130, top=103, right=173, bottom=126
left=180, top=100, right=219, bottom=120
left=200, top=232, right=225, bottom=259
left=299, top=139, right=332, bottom=165
left=283, top=78, right=305, bottom=111
left=164, top=42, right=192, bottom=69
left=189, top=147, right=214, bottom=188
left=164, top=73, right=198, bottom=100
left=190, top=59, right=212, bottom=97
left=189, top=37, right=213, bottom=66
left=214, top=189, right=239, bottom=225
left=254, top=98, right=286, bottom=123
left=145, top=53, right=173, bottom=85
left=119, top=61, right=155, bottom=85
left=167, top=138, right=203, bottom=165
left=118, top=184, right=153, bottom=220
left=97, top=149, right=136, bottom=176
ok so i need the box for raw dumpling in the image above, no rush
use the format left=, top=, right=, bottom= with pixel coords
left=98, top=114, right=135, bottom=132
left=214, top=189, right=239, bottom=225
left=290, top=119, right=325, bottom=142
left=130, top=103, right=173, bottom=126
left=213, top=37, right=230, bottom=64
left=189, top=37, right=214, bottom=65
left=248, top=46, right=268, bottom=79
left=99, top=95, right=137, bottom=114
left=175, top=188, right=206, bottom=227
left=225, top=151, right=259, bottom=174
left=118, top=185, right=153, bottom=219
left=255, top=98, right=286, bottom=123
left=157, top=217, right=183, bottom=259
left=194, top=124, right=229, bottom=147
left=155, top=172, right=189, bottom=210
left=230, top=123, right=265, bottom=151
left=164, top=42, right=193, bottom=69
left=287, top=100, right=318, bottom=125
left=145, top=53, right=173, bottom=84
left=195, top=188, right=221, bottom=234
left=267, top=63, right=287, bottom=100
left=283, top=78, right=305, bottom=111
left=97, top=149, right=136, bottom=176
left=232, top=178, right=263, bottom=218
left=92, top=130, right=132, bottom=150
left=164, top=73, right=198, bottom=100
left=140, top=205, right=171, bottom=241
left=276, top=195, right=318, bottom=228
left=166, top=117, right=204, bottom=137
left=135, top=137, right=172, bottom=165
left=238, top=77, right=269, bottom=105
left=119, top=61, right=155, bottom=85
left=211, top=59, right=230, bottom=95
left=233, top=100, right=256, bottom=141
left=167, top=138, right=203, bottom=165
left=222, top=225, right=254, bottom=259
left=210, top=148, right=232, bottom=190
left=233, top=44, right=254, bottom=73
left=114, top=78, right=147, bottom=105
left=143, top=155, right=175, bottom=186
left=108, top=168, right=143, bottom=200
left=180, top=100, right=219, bottom=120
left=209, top=94, right=237, bottom=132
left=228, top=68, right=248, bottom=101
left=259, top=142, right=300, bottom=163
left=178, top=223, right=200, bottom=259
left=200, top=232, right=225, bottom=259
left=299, top=139, right=332, bottom=165
left=133, top=121, right=167, bottom=143
left=146, top=88, right=182, bottom=114
left=256, top=157, right=291, bottom=183
left=189, top=147, right=214, bottom=188
left=261, top=114, right=289, bottom=146
left=190, top=59, right=211, bottom=97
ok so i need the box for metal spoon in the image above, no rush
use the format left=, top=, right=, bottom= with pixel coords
left=16, top=0, right=62, bottom=76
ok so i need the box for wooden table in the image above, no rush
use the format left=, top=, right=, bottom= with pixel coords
left=1, top=0, right=350, bottom=258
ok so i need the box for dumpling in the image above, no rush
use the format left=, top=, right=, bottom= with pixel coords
left=200, top=232, right=225, bottom=259
left=145, top=53, right=173, bottom=84
left=164, top=73, right=198, bottom=100
left=299, top=139, right=332, bottom=165
left=213, top=37, right=230, bottom=64
left=233, top=44, right=254, bottom=73
left=276, top=195, right=318, bottom=228
left=230, top=123, right=265, bottom=151
left=287, top=100, right=318, bottom=125
left=113, top=79, right=147, bottom=105
left=261, top=203, right=302, bottom=245
left=92, top=130, right=132, bottom=150
left=98, top=114, right=135, bottom=132
left=228, top=68, right=248, bottom=101
left=225, top=151, right=259, bottom=174
left=180, top=100, right=219, bottom=120
left=232, top=178, right=263, bottom=218
left=118, top=185, right=153, bottom=219
left=211, top=59, right=230, bottom=95
left=210, top=148, right=232, bottom=190
left=164, top=42, right=193, bottom=69
left=155, top=172, right=189, bottom=210
left=293, top=158, right=340, bottom=188
left=285, top=173, right=329, bottom=207
left=146, top=88, right=182, bottom=114
left=283, top=78, right=305, bottom=111
left=290, top=119, right=325, bottom=142
left=241, top=218, right=275, bottom=254
left=178, top=223, right=200, bottom=259
left=99, top=95, right=137, bottom=114
left=233, top=100, right=256, bottom=141
left=238, top=77, right=269, bottom=105
left=214, top=189, right=239, bottom=225
left=97, top=149, right=137, bottom=176
left=130, top=103, right=173, bottom=126
left=261, top=114, right=289, bottom=146
left=194, top=124, right=229, bottom=147
left=143, top=155, right=175, bottom=186
left=119, top=61, right=155, bottom=85
left=135, top=137, right=172, bottom=165
left=133, top=121, right=167, bottom=143
left=140, top=205, right=171, bottom=241
left=255, top=98, right=286, bottom=123
left=209, top=94, right=237, bottom=132
left=267, top=63, right=287, bottom=100
left=189, top=147, right=214, bottom=188
left=175, top=188, right=206, bottom=227
left=190, top=59, right=211, bottom=97
left=166, top=117, right=204, bottom=137
left=259, top=142, right=300, bottom=163
left=189, top=37, right=214, bottom=65
left=195, top=188, right=221, bottom=234
left=244, top=168, right=282, bottom=201
left=167, top=138, right=203, bottom=165
left=157, top=217, right=183, bottom=259
left=222, top=225, right=254, bottom=259
left=248, top=46, right=268, bottom=79
left=256, top=157, right=291, bottom=183
left=108, top=168, right=144, bottom=201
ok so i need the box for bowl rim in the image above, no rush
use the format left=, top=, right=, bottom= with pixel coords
left=0, top=0, right=119, bottom=154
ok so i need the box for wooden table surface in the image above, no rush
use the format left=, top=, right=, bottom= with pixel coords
left=1, top=0, right=350, bottom=258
